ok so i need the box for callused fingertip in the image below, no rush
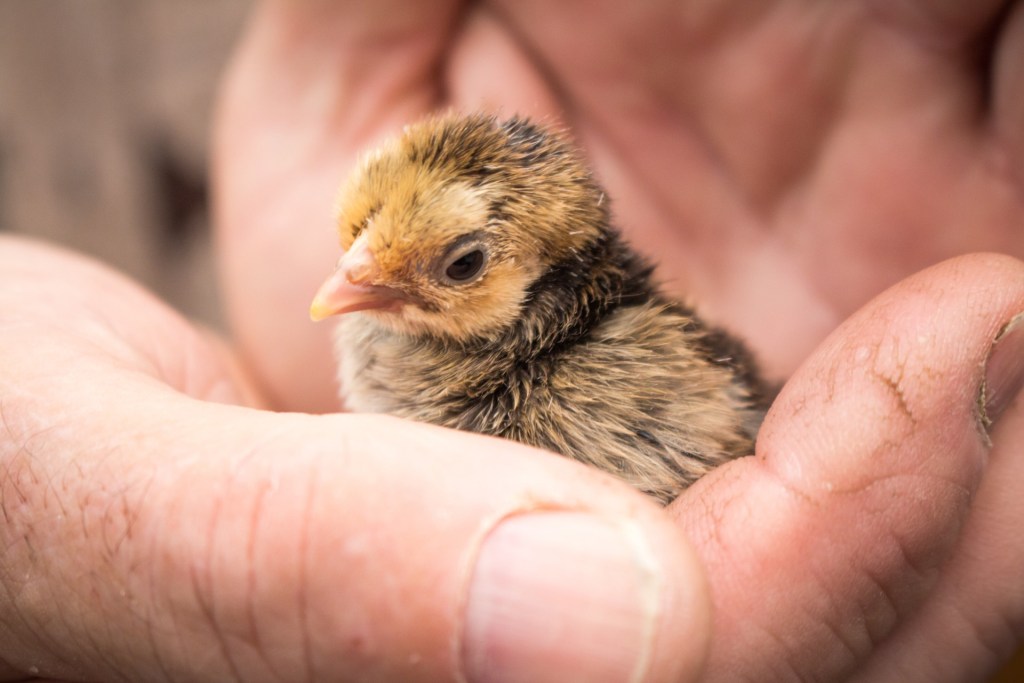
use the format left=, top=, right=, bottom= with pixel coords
left=460, top=511, right=708, bottom=683
left=978, top=311, right=1024, bottom=440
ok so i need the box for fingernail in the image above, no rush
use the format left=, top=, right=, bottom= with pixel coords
left=980, top=312, right=1024, bottom=435
left=462, top=513, right=663, bottom=683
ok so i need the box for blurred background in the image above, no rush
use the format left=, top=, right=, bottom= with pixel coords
left=1, top=3, right=1023, bottom=679
left=0, top=0, right=251, bottom=327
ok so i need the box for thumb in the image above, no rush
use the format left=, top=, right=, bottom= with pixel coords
left=673, top=252, right=1024, bottom=681
left=210, top=411, right=712, bottom=683
left=2, top=400, right=711, bottom=683
left=0, top=239, right=708, bottom=683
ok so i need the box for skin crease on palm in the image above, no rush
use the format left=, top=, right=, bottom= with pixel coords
left=1, top=0, right=1024, bottom=682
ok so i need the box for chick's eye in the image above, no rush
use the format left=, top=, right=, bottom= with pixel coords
left=443, top=249, right=486, bottom=283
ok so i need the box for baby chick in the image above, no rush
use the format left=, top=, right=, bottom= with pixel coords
left=310, top=113, right=769, bottom=504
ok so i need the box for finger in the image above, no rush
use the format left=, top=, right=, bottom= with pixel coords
left=0, top=236, right=245, bottom=405
left=671, top=253, right=1024, bottom=680
left=850, top=313, right=1024, bottom=681
left=0, top=238, right=709, bottom=683
left=214, top=0, right=464, bottom=412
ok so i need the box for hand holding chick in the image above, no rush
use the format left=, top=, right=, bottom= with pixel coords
left=311, top=114, right=770, bottom=503
left=216, top=2, right=1024, bottom=680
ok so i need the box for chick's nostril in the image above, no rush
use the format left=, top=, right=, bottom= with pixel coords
left=345, top=261, right=373, bottom=284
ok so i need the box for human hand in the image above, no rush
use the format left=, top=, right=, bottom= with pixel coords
left=4, top=244, right=1022, bottom=683
left=212, top=1, right=1024, bottom=680
left=5, top=1, right=1023, bottom=682
left=0, top=237, right=707, bottom=682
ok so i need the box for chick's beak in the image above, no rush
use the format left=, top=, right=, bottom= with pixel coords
left=309, top=237, right=402, bottom=321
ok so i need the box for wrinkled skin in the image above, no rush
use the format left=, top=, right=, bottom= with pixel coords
left=2, top=1, right=1024, bottom=681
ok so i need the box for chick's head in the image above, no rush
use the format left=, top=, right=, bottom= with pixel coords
left=311, top=114, right=608, bottom=341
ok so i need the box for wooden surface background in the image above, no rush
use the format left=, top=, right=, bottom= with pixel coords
left=0, top=0, right=250, bottom=326
left=1, top=2, right=1021, bottom=681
